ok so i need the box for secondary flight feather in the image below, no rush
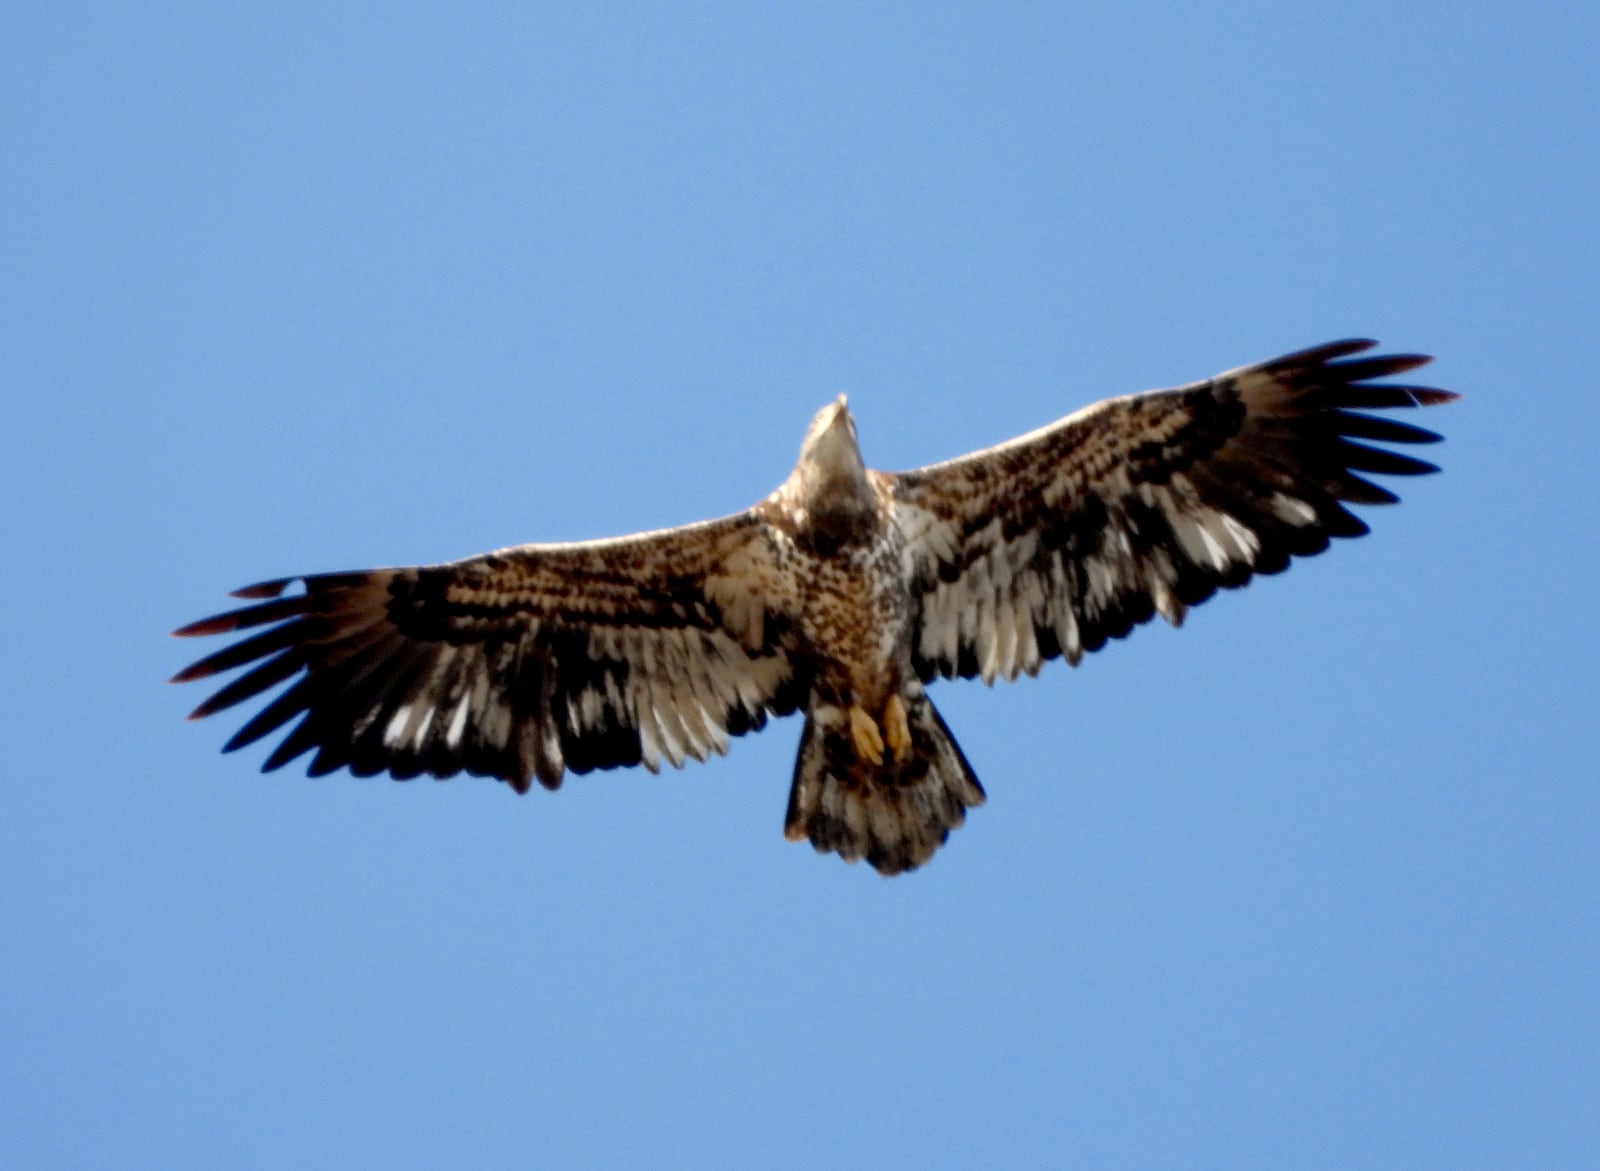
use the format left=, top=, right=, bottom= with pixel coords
left=173, top=340, right=1456, bottom=874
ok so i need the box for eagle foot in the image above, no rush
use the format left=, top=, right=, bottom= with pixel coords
left=883, top=694, right=911, bottom=763
left=848, top=704, right=885, bottom=766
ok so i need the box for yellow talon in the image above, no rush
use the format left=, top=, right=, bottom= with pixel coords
left=883, top=694, right=911, bottom=762
left=848, top=705, right=885, bottom=766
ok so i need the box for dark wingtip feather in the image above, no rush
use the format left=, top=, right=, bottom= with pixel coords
left=215, top=676, right=317, bottom=752
left=1323, top=384, right=1457, bottom=411
left=307, top=746, right=350, bottom=778
left=1332, top=411, right=1446, bottom=445
left=172, top=595, right=308, bottom=640
left=171, top=664, right=209, bottom=684
left=169, top=622, right=309, bottom=683
left=259, top=714, right=322, bottom=772
left=220, top=725, right=263, bottom=753
left=1335, top=440, right=1441, bottom=477
left=1329, top=353, right=1434, bottom=382
left=1279, top=338, right=1379, bottom=365
left=231, top=578, right=296, bottom=599
left=172, top=613, right=243, bottom=638
left=185, top=651, right=304, bottom=721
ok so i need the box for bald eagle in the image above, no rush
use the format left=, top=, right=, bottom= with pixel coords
left=173, top=340, right=1455, bottom=874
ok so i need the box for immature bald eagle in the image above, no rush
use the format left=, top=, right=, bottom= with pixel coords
left=173, top=340, right=1455, bottom=874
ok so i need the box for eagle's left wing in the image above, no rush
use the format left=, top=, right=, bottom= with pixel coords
left=892, top=340, right=1456, bottom=683
left=172, top=511, right=807, bottom=791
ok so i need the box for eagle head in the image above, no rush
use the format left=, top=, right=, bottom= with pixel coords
left=790, top=395, right=874, bottom=521
left=798, top=395, right=862, bottom=475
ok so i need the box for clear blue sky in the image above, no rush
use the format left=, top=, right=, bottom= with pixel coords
left=5, top=4, right=1597, bottom=1168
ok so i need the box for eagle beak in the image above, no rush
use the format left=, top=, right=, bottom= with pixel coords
left=829, top=394, right=852, bottom=431
left=831, top=395, right=856, bottom=440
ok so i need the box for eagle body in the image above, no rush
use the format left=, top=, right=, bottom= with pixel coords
left=768, top=400, right=912, bottom=714
left=756, top=406, right=982, bottom=869
left=174, top=341, right=1456, bottom=874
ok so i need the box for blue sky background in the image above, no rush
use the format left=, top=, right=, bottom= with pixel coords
left=5, top=4, right=1598, bottom=1167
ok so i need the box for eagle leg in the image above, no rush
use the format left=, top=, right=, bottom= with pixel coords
left=882, top=694, right=911, bottom=763
left=848, top=704, right=885, bottom=766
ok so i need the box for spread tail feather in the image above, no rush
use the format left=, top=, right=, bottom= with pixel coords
left=784, top=694, right=985, bottom=875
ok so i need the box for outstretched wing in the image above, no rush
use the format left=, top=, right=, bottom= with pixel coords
left=893, top=339, right=1457, bottom=683
left=172, top=512, right=808, bottom=791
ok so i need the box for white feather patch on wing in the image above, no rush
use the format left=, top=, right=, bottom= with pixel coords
left=1055, top=595, right=1083, bottom=666
left=408, top=704, right=436, bottom=750
left=649, top=693, right=688, bottom=769
left=446, top=692, right=472, bottom=749
left=383, top=704, right=413, bottom=748
left=1271, top=492, right=1319, bottom=526
left=636, top=701, right=662, bottom=773
left=1171, top=511, right=1229, bottom=571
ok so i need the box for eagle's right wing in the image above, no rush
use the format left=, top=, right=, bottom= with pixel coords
left=892, top=340, right=1457, bottom=684
left=172, top=511, right=809, bottom=791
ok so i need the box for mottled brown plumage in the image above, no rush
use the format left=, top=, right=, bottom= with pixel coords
left=173, top=340, right=1456, bottom=874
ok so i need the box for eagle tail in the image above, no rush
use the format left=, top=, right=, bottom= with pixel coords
left=783, top=692, right=986, bottom=875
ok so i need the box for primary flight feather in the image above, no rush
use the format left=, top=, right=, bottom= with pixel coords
left=173, top=340, right=1456, bottom=874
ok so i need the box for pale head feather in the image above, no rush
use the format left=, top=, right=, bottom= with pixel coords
left=798, top=395, right=862, bottom=476
left=790, top=395, right=873, bottom=517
